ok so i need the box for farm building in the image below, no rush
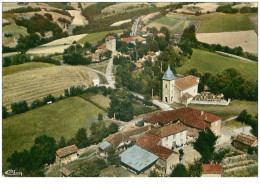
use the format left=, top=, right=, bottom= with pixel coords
left=232, top=134, right=258, bottom=152
left=119, top=145, right=159, bottom=174
left=59, top=167, right=73, bottom=177
left=99, top=140, right=111, bottom=153
left=144, top=107, right=222, bottom=136
left=121, top=37, right=135, bottom=44
left=162, top=65, right=200, bottom=106
left=56, top=144, right=79, bottom=164
left=202, top=163, right=222, bottom=177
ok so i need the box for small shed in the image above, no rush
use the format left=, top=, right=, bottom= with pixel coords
left=233, top=134, right=258, bottom=152
left=99, top=140, right=111, bottom=152
left=56, top=145, right=79, bottom=164
left=59, top=167, right=72, bottom=177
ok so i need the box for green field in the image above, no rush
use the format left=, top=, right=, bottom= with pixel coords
left=198, top=13, right=254, bottom=33
left=3, top=62, right=55, bottom=76
left=177, top=49, right=258, bottom=81
left=155, top=15, right=180, bottom=26
left=190, top=100, right=258, bottom=120
left=78, top=29, right=126, bottom=44
left=2, top=97, right=104, bottom=168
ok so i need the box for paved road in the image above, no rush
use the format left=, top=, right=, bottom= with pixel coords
left=105, top=55, right=116, bottom=89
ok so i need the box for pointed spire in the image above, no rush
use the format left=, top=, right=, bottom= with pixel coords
left=162, top=64, right=176, bottom=80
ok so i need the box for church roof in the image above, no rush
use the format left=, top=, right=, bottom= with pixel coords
left=175, top=75, right=199, bottom=91
left=162, top=65, right=176, bottom=80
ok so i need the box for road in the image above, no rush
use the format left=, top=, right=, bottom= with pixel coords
left=131, top=16, right=144, bottom=37
left=216, top=51, right=257, bottom=63
left=105, top=54, right=116, bottom=89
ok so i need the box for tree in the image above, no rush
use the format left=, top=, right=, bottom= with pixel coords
left=107, top=90, right=134, bottom=121
left=160, top=26, right=170, bottom=42
left=179, top=149, right=184, bottom=161
left=149, top=169, right=160, bottom=177
left=194, top=128, right=218, bottom=163
left=75, top=128, right=89, bottom=148
left=171, top=163, right=189, bottom=177
left=188, top=159, right=202, bottom=177
left=30, top=135, right=57, bottom=170
left=2, top=106, right=8, bottom=119
left=11, top=100, right=29, bottom=114
left=43, top=94, right=56, bottom=104
left=57, top=136, right=67, bottom=149
left=107, top=147, right=121, bottom=167
left=31, top=99, right=42, bottom=109
left=98, top=113, right=103, bottom=121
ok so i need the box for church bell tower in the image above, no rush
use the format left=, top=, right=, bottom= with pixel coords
left=162, top=64, right=175, bottom=103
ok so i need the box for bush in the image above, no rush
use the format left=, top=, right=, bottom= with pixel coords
left=32, top=56, right=61, bottom=65
left=8, top=6, right=41, bottom=13
left=11, top=101, right=29, bottom=114
left=44, top=13, right=53, bottom=21
left=43, top=95, right=56, bottom=104
left=30, top=99, right=43, bottom=109
left=2, top=106, right=8, bottom=119
left=171, top=164, right=189, bottom=177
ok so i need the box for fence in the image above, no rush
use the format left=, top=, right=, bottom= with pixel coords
left=190, top=98, right=231, bottom=106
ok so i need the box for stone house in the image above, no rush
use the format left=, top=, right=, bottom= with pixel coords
left=136, top=130, right=179, bottom=175
left=233, top=134, right=258, bottom=152
left=162, top=65, right=199, bottom=106
left=202, top=163, right=222, bottom=177
left=56, top=145, right=79, bottom=164
left=144, top=107, right=222, bottom=136
left=121, top=37, right=135, bottom=44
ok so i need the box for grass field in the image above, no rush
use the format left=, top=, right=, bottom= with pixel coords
left=78, top=29, right=126, bottom=44
left=177, top=49, right=258, bottom=81
left=2, top=97, right=104, bottom=168
left=189, top=100, right=258, bottom=120
left=90, top=94, right=111, bottom=109
left=155, top=15, right=180, bottom=26
left=197, top=13, right=255, bottom=33
left=2, top=62, right=55, bottom=76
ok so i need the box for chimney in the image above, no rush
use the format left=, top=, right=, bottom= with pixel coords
left=201, top=111, right=204, bottom=115
left=205, top=115, right=208, bottom=120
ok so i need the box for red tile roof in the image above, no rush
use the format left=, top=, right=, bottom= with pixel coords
left=106, top=35, right=115, bottom=40
left=149, top=121, right=189, bottom=138
left=175, top=75, right=199, bottom=91
left=144, top=107, right=221, bottom=130
left=234, top=134, right=258, bottom=147
left=136, top=132, right=175, bottom=160
left=56, top=145, right=78, bottom=158
left=106, top=126, right=150, bottom=148
left=98, top=43, right=107, bottom=50
left=121, top=37, right=134, bottom=43
left=202, top=164, right=222, bottom=174
left=182, top=92, right=193, bottom=99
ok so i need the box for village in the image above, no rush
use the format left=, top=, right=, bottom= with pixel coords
left=2, top=2, right=258, bottom=179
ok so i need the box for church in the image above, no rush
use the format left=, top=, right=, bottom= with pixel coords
left=162, top=65, right=200, bottom=106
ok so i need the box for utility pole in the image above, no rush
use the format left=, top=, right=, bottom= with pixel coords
left=161, top=61, right=162, bottom=72
left=152, top=88, right=154, bottom=100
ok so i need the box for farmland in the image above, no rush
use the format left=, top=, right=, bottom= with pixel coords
left=2, top=62, right=55, bottom=76
left=177, top=49, right=258, bottom=81
left=101, top=3, right=147, bottom=14
left=190, top=100, right=258, bottom=120
left=197, top=30, right=257, bottom=54
left=2, top=97, right=104, bottom=168
left=78, top=29, right=126, bottom=44
left=197, top=13, right=255, bottom=33
left=3, top=65, right=99, bottom=109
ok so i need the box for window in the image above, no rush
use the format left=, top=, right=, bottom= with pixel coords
left=173, top=135, right=176, bottom=139
left=165, top=137, right=168, bottom=141
left=165, top=84, right=167, bottom=88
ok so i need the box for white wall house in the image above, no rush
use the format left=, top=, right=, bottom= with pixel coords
left=160, top=130, right=187, bottom=150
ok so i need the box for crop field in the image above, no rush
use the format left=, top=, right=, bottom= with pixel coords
left=197, top=13, right=255, bottom=33
left=2, top=62, right=55, bottom=76
left=90, top=94, right=111, bottom=109
left=190, top=100, right=258, bottom=120
left=197, top=30, right=258, bottom=54
left=3, top=65, right=98, bottom=110
left=2, top=97, right=104, bottom=168
left=27, top=34, right=87, bottom=55
left=101, top=3, right=147, bottom=14
left=78, top=29, right=126, bottom=44
left=177, top=49, right=258, bottom=81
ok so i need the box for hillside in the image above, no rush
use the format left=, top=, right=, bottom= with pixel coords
left=177, top=48, right=258, bottom=81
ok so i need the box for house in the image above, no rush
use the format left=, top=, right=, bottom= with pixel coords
left=56, top=145, right=79, bottom=164
left=149, top=121, right=188, bottom=149
left=232, top=134, right=258, bottom=152
left=121, top=37, right=135, bottom=44
left=162, top=65, right=199, bottom=106
left=144, top=107, right=222, bottom=136
left=59, top=167, right=73, bottom=177
left=136, top=131, right=180, bottom=175
left=202, top=163, right=222, bottom=177
left=96, top=35, right=116, bottom=53
left=98, top=140, right=111, bottom=153
left=157, top=32, right=166, bottom=38
left=134, top=36, right=146, bottom=44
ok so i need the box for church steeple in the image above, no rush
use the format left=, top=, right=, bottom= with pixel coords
left=162, top=64, right=176, bottom=81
